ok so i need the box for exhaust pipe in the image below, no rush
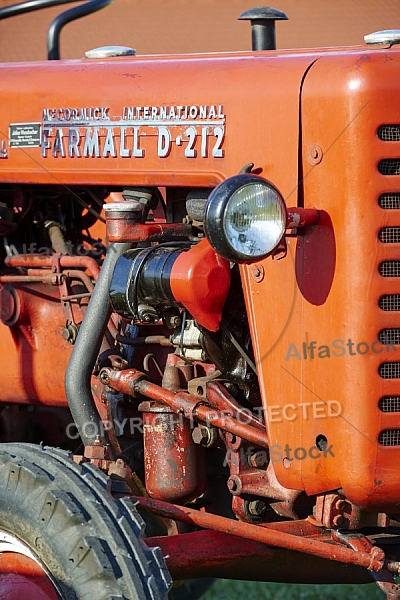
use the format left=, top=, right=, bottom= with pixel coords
left=238, top=6, right=288, bottom=51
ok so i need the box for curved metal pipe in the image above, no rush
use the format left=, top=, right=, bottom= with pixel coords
left=65, top=242, right=130, bottom=447
left=0, top=0, right=77, bottom=20
left=47, top=0, right=113, bottom=60
left=0, top=0, right=112, bottom=60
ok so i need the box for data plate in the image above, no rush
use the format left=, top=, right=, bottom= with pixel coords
left=9, top=123, right=41, bottom=148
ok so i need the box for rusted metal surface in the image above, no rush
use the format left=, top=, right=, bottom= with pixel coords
left=134, top=495, right=391, bottom=573
left=139, top=400, right=206, bottom=503
left=332, top=531, right=400, bottom=599
left=6, top=254, right=100, bottom=280
left=0, top=275, right=57, bottom=284
left=206, top=380, right=265, bottom=431
left=100, top=367, right=270, bottom=448
left=226, top=449, right=307, bottom=521
left=146, top=529, right=372, bottom=583
left=286, top=207, right=320, bottom=228
left=314, top=493, right=390, bottom=530
left=7, top=268, right=95, bottom=293
left=0, top=552, right=59, bottom=599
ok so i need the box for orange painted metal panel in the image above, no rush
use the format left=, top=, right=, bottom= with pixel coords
left=241, top=47, right=400, bottom=510
left=0, top=50, right=318, bottom=407
left=0, top=52, right=314, bottom=199
left=0, top=283, right=80, bottom=406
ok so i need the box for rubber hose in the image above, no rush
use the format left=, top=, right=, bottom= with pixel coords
left=65, top=242, right=131, bottom=447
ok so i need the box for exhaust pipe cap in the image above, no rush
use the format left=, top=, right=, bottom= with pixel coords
left=238, top=7, right=288, bottom=51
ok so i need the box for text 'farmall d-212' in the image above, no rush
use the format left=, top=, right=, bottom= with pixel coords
left=0, top=1, right=399, bottom=598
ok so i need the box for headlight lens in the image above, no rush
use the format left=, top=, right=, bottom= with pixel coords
left=204, top=174, right=287, bottom=263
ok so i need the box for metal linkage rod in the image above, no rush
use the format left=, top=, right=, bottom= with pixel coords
left=135, top=495, right=388, bottom=573
left=100, top=367, right=270, bottom=448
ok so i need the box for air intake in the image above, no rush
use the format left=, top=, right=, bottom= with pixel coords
left=379, top=193, right=400, bottom=209
left=378, top=228, right=400, bottom=243
left=379, top=261, right=400, bottom=277
left=378, top=125, right=400, bottom=141
left=379, top=397, right=400, bottom=413
left=378, top=429, right=400, bottom=446
left=379, top=363, right=400, bottom=379
left=379, top=329, right=400, bottom=345
left=379, top=295, right=400, bottom=311
left=378, top=159, right=400, bottom=175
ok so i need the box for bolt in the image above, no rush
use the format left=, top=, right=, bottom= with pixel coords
left=111, top=356, right=128, bottom=370
left=62, top=324, right=78, bottom=344
left=307, top=144, right=323, bottom=166
left=227, top=476, right=242, bottom=495
left=192, top=426, right=210, bottom=446
left=0, top=286, right=17, bottom=324
left=387, top=561, right=400, bottom=575
left=335, top=499, right=346, bottom=512
left=248, top=450, right=268, bottom=468
left=248, top=500, right=267, bottom=517
left=99, top=370, right=109, bottom=385
left=170, top=315, right=181, bottom=327
left=333, top=515, right=344, bottom=528
left=250, top=263, right=264, bottom=283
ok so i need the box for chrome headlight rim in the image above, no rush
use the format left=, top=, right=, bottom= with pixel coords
left=204, top=174, right=287, bottom=263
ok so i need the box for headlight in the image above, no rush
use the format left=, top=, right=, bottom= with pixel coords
left=204, top=174, right=287, bottom=263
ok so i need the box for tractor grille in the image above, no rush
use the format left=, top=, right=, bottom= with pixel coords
left=379, top=193, right=400, bottom=209
left=378, top=125, right=400, bottom=141
left=378, top=429, right=400, bottom=446
left=379, top=397, right=400, bottom=412
left=379, top=329, right=400, bottom=345
left=379, top=261, right=400, bottom=277
left=379, top=227, right=400, bottom=243
left=372, top=128, right=400, bottom=450
left=378, top=159, right=400, bottom=175
left=379, top=295, right=400, bottom=311
left=379, top=363, right=400, bottom=379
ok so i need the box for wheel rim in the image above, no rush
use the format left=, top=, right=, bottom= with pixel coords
left=0, top=531, right=62, bottom=600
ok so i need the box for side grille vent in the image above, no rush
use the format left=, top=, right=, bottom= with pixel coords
left=378, top=429, right=400, bottom=446
left=379, top=329, right=400, bottom=345
left=379, top=261, right=400, bottom=277
left=377, top=126, right=400, bottom=451
left=378, top=193, right=400, bottom=209
left=379, top=227, right=400, bottom=243
left=379, top=295, right=400, bottom=311
left=379, top=397, right=400, bottom=413
left=379, top=363, right=400, bottom=379
left=378, top=159, right=400, bottom=175
left=378, top=125, right=400, bottom=141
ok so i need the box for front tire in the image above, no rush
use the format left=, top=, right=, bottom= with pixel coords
left=0, top=443, right=171, bottom=600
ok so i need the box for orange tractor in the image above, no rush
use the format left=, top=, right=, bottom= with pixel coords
left=0, top=1, right=399, bottom=598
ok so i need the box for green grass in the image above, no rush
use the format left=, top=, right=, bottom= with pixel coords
left=202, top=581, right=384, bottom=600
